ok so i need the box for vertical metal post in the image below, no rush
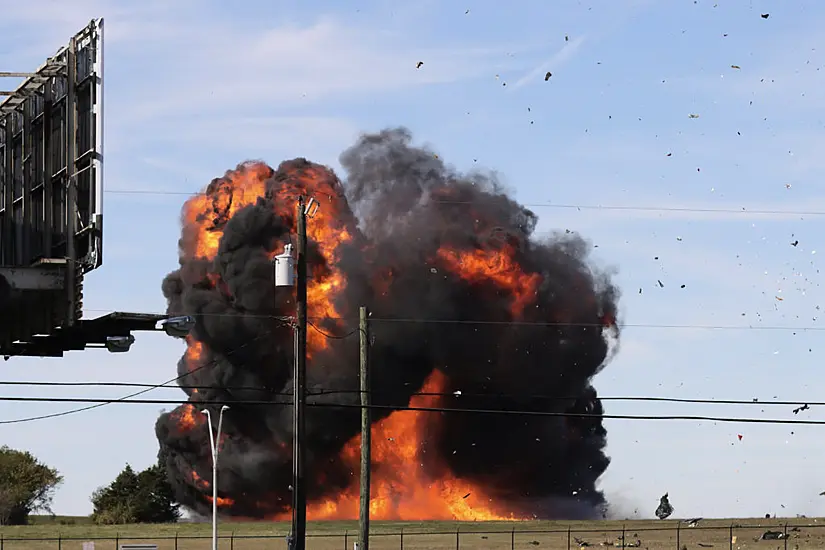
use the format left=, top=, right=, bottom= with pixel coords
left=343, top=530, right=348, bottom=550
left=65, top=35, right=77, bottom=325
left=729, top=524, right=733, bottom=550
left=399, top=528, right=403, bottom=550
left=455, top=527, right=459, bottom=550
left=58, top=533, right=61, bottom=550
left=2, top=110, right=12, bottom=264
left=21, top=91, right=31, bottom=264
left=292, top=196, right=308, bottom=550
left=115, top=533, right=119, bottom=550
left=230, top=531, right=234, bottom=550
left=621, top=525, right=625, bottom=548
left=203, top=406, right=229, bottom=550
left=512, top=527, right=516, bottom=550
left=567, top=527, right=571, bottom=550
left=784, top=523, right=788, bottom=550
left=676, top=522, right=680, bottom=550
left=42, top=74, right=53, bottom=255
left=358, top=306, right=371, bottom=550
left=175, top=532, right=178, bottom=550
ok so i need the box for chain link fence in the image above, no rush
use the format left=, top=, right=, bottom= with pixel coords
left=1, top=522, right=822, bottom=550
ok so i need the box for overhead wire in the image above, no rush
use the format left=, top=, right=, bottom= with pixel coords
left=0, top=329, right=281, bottom=425
left=0, top=380, right=817, bottom=408
left=102, top=188, right=825, bottom=217
left=70, top=309, right=825, bottom=332
left=0, top=395, right=821, bottom=425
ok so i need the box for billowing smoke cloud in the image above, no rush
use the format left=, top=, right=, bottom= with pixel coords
left=155, top=127, right=620, bottom=520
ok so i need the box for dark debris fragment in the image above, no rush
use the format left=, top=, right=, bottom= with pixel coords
left=793, top=403, right=810, bottom=414
left=655, top=493, right=674, bottom=520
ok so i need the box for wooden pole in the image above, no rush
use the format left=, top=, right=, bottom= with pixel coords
left=358, top=306, right=372, bottom=550
left=292, top=196, right=308, bottom=550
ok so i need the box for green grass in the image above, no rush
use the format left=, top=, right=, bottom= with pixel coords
left=4, top=517, right=823, bottom=550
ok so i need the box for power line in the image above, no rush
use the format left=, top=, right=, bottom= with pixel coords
left=0, top=395, right=821, bottom=425
left=0, top=380, right=816, bottom=408
left=102, top=188, right=825, bottom=217
left=78, top=309, right=825, bottom=332
left=0, top=331, right=275, bottom=425
left=307, top=320, right=359, bottom=340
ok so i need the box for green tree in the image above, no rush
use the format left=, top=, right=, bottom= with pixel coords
left=91, top=460, right=180, bottom=524
left=0, top=446, right=62, bottom=525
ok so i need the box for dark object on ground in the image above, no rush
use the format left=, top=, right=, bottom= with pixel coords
left=761, top=530, right=786, bottom=540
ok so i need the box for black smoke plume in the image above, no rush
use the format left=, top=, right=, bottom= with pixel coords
left=155, top=127, right=620, bottom=520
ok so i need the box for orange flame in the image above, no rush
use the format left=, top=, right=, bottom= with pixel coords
left=176, top=161, right=526, bottom=520
left=192, top=469, right=236, bottom=508
left=176, top=404, right=200, bottom=432
left=436, top=246, right=541, bottom=317
left=270, top=371, right=517, bottom=521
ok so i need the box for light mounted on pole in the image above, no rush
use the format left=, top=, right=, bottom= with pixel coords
left=202, top=405, right=230, bottom=550
left=159, top=315, right=196, bottom=338
left=104, top=335, right=134, bottom=353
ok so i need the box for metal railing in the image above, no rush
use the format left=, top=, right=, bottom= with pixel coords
left=0, top=521, right=822, bottom=550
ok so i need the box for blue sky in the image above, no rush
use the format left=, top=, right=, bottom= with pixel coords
left=2, top=0, right=825, bottom=519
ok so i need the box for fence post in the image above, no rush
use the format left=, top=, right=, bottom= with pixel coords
left=115, top=532, right=119, bottom=550
left=729, top=524, right=733, bottom=550
left=511, top=527, right=516, bottom=550
left=344, top=530, right=348, bottom=550
left=1, top=532, right=3, bottom=550
left=399, top=528, right=403, bottom=550
left=676, top=522, right=680, bottom=550
left=230, top=531, right=235, bottom=550
left=175, top=532, right=178, bottom=550
left=455, top=526, right=460, bottom=550
left=621, top=525, right=625, bottom=549
left=784, top=523, right=788, bottom=550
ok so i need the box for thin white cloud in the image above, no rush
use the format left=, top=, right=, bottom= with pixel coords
left=510, top=35, right=588, bottom=90
left=114, top=18, right=513, bottom=123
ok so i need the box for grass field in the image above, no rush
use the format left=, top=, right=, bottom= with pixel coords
left=3, top=517, right=824, bottom=550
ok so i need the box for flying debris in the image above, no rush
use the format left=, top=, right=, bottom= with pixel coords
left=655, top=493, right=674, bottom=520
left=793, top=403, right=809, bottom=414
left=155, top=127, right=620, bottom=521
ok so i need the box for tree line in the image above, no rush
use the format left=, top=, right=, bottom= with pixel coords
left=0, top=446, right=180, bottom=525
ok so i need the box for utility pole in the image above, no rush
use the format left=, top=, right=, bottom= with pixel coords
left=291, top=196, right=308, bottom=550
left=358, top=306, right=372, bottom=550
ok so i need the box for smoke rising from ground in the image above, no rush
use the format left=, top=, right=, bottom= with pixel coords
left=155, top=127, right=621, bottom=520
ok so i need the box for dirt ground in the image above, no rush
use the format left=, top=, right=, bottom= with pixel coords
left=3, top=517, right=824, bottom=550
